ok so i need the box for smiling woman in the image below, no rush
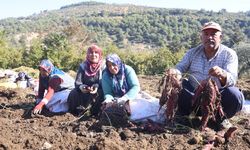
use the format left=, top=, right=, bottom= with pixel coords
left=101, top=53, right=140, bottom=106
left=67, top=44, right=105, bottom=116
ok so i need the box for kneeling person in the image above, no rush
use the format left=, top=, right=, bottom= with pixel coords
left=33, top=59, right=75, bottom=114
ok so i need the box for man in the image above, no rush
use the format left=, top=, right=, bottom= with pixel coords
left=172, top=21, right=244, bottom=128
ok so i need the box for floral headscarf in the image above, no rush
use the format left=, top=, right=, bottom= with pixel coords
left=39, top=59, right=54, bottom=73
left=84, top=44, right=103, bottom=76
left=106, top=53, right=128, bottom=97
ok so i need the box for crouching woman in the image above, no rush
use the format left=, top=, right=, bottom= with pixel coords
left=33, top=59, right=75, bottom=115
left=102, top=53, right=140, bottom=107
left=99, top=53, right=140, bottom=127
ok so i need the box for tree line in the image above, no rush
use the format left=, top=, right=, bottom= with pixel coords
left=0, top=2, right=249, bottom=77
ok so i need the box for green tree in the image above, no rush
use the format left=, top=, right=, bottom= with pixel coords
left=234, top=43, right=250, bottom=78
left=23, top=39, right=44, bottom=68
left=147, top=47, right=176, bottom=75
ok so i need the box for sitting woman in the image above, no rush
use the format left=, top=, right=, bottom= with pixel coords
left=33, top=59, right=75, bottom=115
left=67, top=44, right=104, bottom=116
left=100, top=54, right=166, bottom=127
left=102, top=53, right=140, bottom=107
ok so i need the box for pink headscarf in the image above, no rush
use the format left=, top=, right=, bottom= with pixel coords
left=84, top=44, right=103, bottom=76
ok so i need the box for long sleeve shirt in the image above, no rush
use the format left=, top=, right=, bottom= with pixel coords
left=38, top=67, right=75, bottom=100
left=74, top=62, right=104, bottom=92
left=102, top=65, right=140, bottom=102
left=176, top=44, right=238, bottom=89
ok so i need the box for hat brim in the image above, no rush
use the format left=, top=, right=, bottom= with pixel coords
left=202, top=26, right=221, bottom=32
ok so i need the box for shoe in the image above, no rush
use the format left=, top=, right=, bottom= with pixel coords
left=220, top=119, right=232, bottom=129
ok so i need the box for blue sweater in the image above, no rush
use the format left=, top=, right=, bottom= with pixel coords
left=102, top=65, right=140, bottom=102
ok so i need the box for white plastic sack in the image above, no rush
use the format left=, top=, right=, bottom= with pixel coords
left=241, top=99, right=250, bottom=114
left=129, top=91, right=166, bottom=124
left=16, top=80, right=28, bottom=88
left=45, top=89, right=70, bottom=113
left=17, top=79, right=37, bottom=89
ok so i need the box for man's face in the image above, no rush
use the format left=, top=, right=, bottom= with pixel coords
left=201, top=28, right=222, bottom=51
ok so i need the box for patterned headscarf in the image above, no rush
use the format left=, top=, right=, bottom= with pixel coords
left=84, top=44, right=103, bottom=76
left=38, top=58, right=65, bottom=89
left=39, top=59, right=54, bottom=73
left=106, top=53, right=128, bottom=97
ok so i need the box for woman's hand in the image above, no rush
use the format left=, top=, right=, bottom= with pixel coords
left=33, top=101, right=45, bottom=114
left=79, top=84, right=91, bottom=93
left=33, top=98, right=48, bottom=114
left=90, top=84, right=99, bottom=94
left=101, top=102, right=115, bottom=110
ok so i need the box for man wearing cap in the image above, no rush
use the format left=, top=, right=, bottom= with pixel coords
left=168, top=21, right=244, bottom=129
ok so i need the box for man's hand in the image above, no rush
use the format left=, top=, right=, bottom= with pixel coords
left=166, top=68, right=182, bottom=81
left=209, top=66, right=227, bottom=86
left=209, top=66, right=226, bottom=78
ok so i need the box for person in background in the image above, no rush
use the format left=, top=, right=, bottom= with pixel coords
left=67, top=44, right=104, bottom=116
left=101, top=53, right=140, bottom=109
left=170, top=21, right=244, bottom=128
left=14, top=72, right=33, bottom=88
left=33, top=59, right=75, bottom=114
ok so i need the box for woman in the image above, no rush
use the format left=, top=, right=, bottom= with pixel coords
left=102, top=53, right=140, bottom=108
left=33, top=59, right=75, bottom=114
left=100, top=54, right=166, bottom=127
left=67, top=44, right=104, bottom=116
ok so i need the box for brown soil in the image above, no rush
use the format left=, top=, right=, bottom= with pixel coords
left=0, top=76, right=249, bottom=150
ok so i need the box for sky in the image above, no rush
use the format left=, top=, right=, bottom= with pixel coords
left=0, top=0, right=249, bottom=20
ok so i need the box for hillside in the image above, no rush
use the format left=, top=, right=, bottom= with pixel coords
left=0, top=1, right=249, bottom=77
left=0, top=1, right=250, bottom=50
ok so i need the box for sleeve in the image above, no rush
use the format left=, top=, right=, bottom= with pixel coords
left=223, top=50, right=238, bottom=87
left=43, top=77, right=62, bottom=101
left=102, top=70, right=115, bottom=103
left=122, top=65, right=140, bottom=100
left=37, top=75, right=46, bottom=99
left=98, top=60, right=106, bottom=88
left=175, top=48, right=193, bottom=73
left=74, top=65, right=84, bottom=91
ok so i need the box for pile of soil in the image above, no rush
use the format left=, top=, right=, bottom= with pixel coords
left=0, top=76, right=249, bottom=149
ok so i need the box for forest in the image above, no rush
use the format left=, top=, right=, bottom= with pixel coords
left=0, top=1, right=249, bottom=77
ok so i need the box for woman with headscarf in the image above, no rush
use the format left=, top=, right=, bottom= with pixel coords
left=102, top=53, right=140, bottom=108
left=67, top=44, right=104, bottom=116
left=33, top=59, right=75, bottom=114
left=100, top=54, right=167, bottom=127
